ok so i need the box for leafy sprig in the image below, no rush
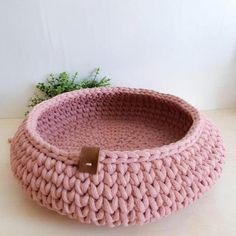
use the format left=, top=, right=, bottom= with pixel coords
left=26, top=68, right=111, bottom=114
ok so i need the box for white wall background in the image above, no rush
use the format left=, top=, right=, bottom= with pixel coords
left=0, top=0, right=236, bottom=118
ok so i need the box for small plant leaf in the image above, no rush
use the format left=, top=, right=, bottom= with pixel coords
left=26, top=68, right=111, bottom=114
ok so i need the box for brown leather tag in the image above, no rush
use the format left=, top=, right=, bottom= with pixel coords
left=78, top=146, right=100, bottom=174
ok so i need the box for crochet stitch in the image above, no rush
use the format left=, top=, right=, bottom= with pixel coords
left=10, top=87, right=225, bottom=227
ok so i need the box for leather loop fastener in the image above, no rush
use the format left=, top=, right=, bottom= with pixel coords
left=78, top=146, right=100, bottom=174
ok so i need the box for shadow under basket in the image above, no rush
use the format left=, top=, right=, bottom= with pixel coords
left=10, top=87, right=225, bottom=227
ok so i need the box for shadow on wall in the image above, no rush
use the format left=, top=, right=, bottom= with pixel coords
left=215, top=54, right=236, bottom=109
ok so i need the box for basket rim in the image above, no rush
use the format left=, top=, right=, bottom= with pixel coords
left=24, top=87, right=204, bottom=165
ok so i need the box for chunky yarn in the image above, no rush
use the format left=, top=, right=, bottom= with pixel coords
left=10, top=87, right=225, bottom=227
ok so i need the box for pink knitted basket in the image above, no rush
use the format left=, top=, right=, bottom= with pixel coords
left=10, top=87, right=225, bottom=227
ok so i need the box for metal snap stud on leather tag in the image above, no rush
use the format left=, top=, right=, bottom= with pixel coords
left=78, top=146, right=100, bottom=174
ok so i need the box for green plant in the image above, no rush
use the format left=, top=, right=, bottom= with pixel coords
left=26, top=68, right=111, bottom=114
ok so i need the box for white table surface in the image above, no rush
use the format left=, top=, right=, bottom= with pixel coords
left=0, top=109, right=235, bottom=236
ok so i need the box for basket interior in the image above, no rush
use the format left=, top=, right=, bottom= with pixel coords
left=36, top=91, right=193, bottom=152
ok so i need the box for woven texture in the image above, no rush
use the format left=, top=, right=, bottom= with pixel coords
left=10, top=87, right=225, bottom=227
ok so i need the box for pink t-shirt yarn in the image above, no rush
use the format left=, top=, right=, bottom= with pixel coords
left=10, top=87, right=225, bottom=227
